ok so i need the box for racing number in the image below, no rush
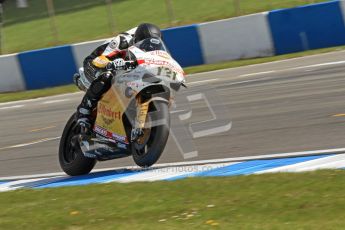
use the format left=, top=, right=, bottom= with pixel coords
left=157, top=67, right=177, bottom=80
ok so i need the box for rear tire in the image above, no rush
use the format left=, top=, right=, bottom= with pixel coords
left=132, top=101, right=170, bottom=167
left=59, top=113, right=96, bottom=176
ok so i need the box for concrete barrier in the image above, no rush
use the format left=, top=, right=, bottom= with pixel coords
left=0, top=54, right=25, bottom=92
left=162, top=25, right=204, bottom=67
left=2, top=0, right=345, bottom=92
left=72, top=40, right=105, bottom=68
left=268, top=1, right=345, bottom=55
left=198, top=13, right=274, bottom=64
left=340, top=0, right=345, bottom=24
left=17, top=45, right=77, bottom=90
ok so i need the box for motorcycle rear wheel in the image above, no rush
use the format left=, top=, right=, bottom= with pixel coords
left=59, top=113, right=96, bottom=176
left=132, top=101, right=170, bottom=167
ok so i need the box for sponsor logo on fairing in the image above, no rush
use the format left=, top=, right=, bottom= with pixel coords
left=102, top=116, right=114, bottom=125
left=98, top=104, right=122, bottom=120
left=150, top=38, right=160, bottom=44
left=149, top=50, right=171, bottom=60
left=140, top=58, right=185, bottom=76
left=112, top=133, right=127, bottom=143
left=94, top=125, right=128, bottom=143
left=126, top=81, right=144, bottom=88
left=94, top=125, right=108, bottom=137
left=117, top=142, right=127, bottom=149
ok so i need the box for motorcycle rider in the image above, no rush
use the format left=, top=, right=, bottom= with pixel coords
left=76, top=23, right=162, bottom=135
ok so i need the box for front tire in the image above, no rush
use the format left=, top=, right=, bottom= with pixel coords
left=59, top=113, right=96, bottom=176
left=132, top=101, right=170, bottom=167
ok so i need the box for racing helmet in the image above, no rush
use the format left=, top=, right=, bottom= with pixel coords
left=134, top=23, right=162, bottom=43
left=138, top=38, right=165, bottom=52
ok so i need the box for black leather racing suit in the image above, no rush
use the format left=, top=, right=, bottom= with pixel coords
left=76, top=28, right=136, bottom=129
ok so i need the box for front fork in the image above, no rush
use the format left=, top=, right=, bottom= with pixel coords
left=131, top=97, right=149, bottom=142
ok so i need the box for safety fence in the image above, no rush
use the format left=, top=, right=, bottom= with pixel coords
left=1, top=0, right=345, bottom=92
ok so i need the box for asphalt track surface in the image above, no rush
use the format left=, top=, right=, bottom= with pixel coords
left=1, top=51, right=345, bottom=177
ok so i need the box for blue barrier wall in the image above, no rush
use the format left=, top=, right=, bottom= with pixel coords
left=18, top=45, right=77, bottom=90
left=162, top=25, right=204, bottom=67
left=269, top=1, right=345, bottom=55
left=3, top=0, right=345, bottom=92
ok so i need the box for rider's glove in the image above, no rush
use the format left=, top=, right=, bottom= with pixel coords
left=106, top=58, right=126, bottom=70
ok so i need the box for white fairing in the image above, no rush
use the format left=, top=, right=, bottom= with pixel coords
left=130, top=46, right=185, bottom=82
left=112, top=45, right=185, bottom=99
left=77, top=38, right=185, bottom=95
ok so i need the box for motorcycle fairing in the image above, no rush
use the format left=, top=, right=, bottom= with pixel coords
left=93, top=46, right=185, bottom=146
left=94, top=87, right=129, bottom=144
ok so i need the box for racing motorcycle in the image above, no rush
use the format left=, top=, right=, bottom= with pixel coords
left=59, top=38, right=186, bottom=176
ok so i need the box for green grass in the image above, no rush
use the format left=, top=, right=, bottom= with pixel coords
left=1, top=0, right=327, bottom=53
left=1, top=43, right=345, bottom=103
left=1, top=170, right=345, bottom=229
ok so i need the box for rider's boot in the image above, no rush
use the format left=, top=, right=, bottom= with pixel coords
left=76, top=94, right=98, bottom=137
left=76, top=72, right=113, bottom=137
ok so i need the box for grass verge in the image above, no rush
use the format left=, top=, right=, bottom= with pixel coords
left=2, top=0, right=325, bottom=53
left=1, top=44, right=345, bottom=103
left=1, top=170, right=345, bottom=229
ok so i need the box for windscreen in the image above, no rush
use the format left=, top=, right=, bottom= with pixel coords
left=134, top=38, right=168, bottom=52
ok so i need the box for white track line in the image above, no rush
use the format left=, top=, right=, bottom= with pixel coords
left=0, top=105, right=24, bottom=110
left=42, top=99, right=71, bottom=104
left=295, top=60, right=345, bottom=69
left=151, top=148, right=345, bottom=167
left=239, top=71, right=276, bottom=77
left=189, top=50, right=345, bottom=78
left=188, top=79, right=219, bottom=85
left=0, top=92, right=82, bottom=106
left=0, top=137, right=60, bottom=151
left=256, top=154, right=345, bottom=174
left=1, top=147, right=344, bottom=181
left=238, top=60, right=345, bottom=78
left=224, top=79, right=268, bottom=86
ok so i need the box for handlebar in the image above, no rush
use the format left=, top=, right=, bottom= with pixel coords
left=124, top=60, right=137, bottom=70
left=106, top=60, right=137, bottom=72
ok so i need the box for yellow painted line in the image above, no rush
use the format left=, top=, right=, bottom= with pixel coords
left=333, top=114, right=345, bottom=117
left=0, top=137, right=60, bottom=151
left=29, top=125, right=56, bottom=132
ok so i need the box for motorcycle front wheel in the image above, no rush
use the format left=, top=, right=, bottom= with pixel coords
left=59, top=113, right=96, bottom=176
left=132, top=100, right=170, bottom=167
